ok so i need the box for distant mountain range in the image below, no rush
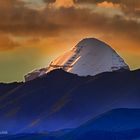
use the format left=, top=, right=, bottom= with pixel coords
left=1, top=108, right=140, bottom=140
left=0, top=69, right=140, bottom=136
left=62, top=108, right=140, bottom=140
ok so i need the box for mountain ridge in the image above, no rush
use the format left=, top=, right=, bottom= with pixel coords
left=0, top=69, right=140, bottom=133
left=1, top=108, right=140, bottom=140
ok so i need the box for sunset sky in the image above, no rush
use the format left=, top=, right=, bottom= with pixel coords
left=0, top=0, right=140, bottom=82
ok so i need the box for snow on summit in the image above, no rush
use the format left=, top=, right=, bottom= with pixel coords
left=25, top=38, right=129, bottom=81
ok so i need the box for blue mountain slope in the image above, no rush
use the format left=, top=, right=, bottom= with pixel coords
left=0, top=82, right=21, bottom=96
left=61, top=129, right=140, bottom=140
left=0, top=69, right=140, bottom=133
left=83, top=108, right=140, bottom=131
left=0, top=134, right=53, bottom=140
left=61, top=108, right=140, bottom=140
left=1, top=109, right=140, bottom=140
left=1, top=130, right=140, bottom=140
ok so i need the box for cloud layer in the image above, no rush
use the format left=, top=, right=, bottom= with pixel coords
left=0, top=0, right=139, bottom=56
left=0, top=0, right=139, bottom=36
left=0, top=0, right=140, bottom=82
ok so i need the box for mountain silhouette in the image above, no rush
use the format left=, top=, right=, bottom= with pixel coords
left=0, top=69, right=140, bottom=133
left=1, top=109, right=140, bottom=140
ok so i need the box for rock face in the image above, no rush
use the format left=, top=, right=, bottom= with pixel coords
left=24, top=38, right=129, bottom=82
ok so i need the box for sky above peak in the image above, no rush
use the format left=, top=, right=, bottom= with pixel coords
left=0, top=0, right=140, bottom=82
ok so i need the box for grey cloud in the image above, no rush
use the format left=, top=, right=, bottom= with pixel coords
left=0, top=0, right=139, bottom=44
left=43, top=0, right=56, bottom=4
left=73, top=0, right=121, bottom=4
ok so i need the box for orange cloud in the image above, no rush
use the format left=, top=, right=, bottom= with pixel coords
left=97, top=1, right=120, bottom=8
left=0, top=34, right=19, bottom=51
left=53, top=0, right=74, bottom=8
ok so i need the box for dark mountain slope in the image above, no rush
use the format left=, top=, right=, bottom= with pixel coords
left=2, top=109, right=140, bottom=140
left=0, top=69, right=140, bottom=133
left=0, top=82, right=21, bottom=96
left=61, top=108, right=140, bottom=140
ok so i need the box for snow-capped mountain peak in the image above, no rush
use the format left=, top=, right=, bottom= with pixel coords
left=24, top=38, right=129, bottom=82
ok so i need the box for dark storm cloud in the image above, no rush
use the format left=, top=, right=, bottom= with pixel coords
left=73, top=0, right=120, bottom=4
left=73, top=0, right=139, bottom=5
left=74, top=0, right=140, bottom=16
left=43, top=0, right=56, bottom=3
left=52, top=7, right=140, bottom=42
left=0, top=0, right=139, bottom=51
left=0, top=0, right=61, bottom=36
left=0, top=1, right=138, bottom=35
